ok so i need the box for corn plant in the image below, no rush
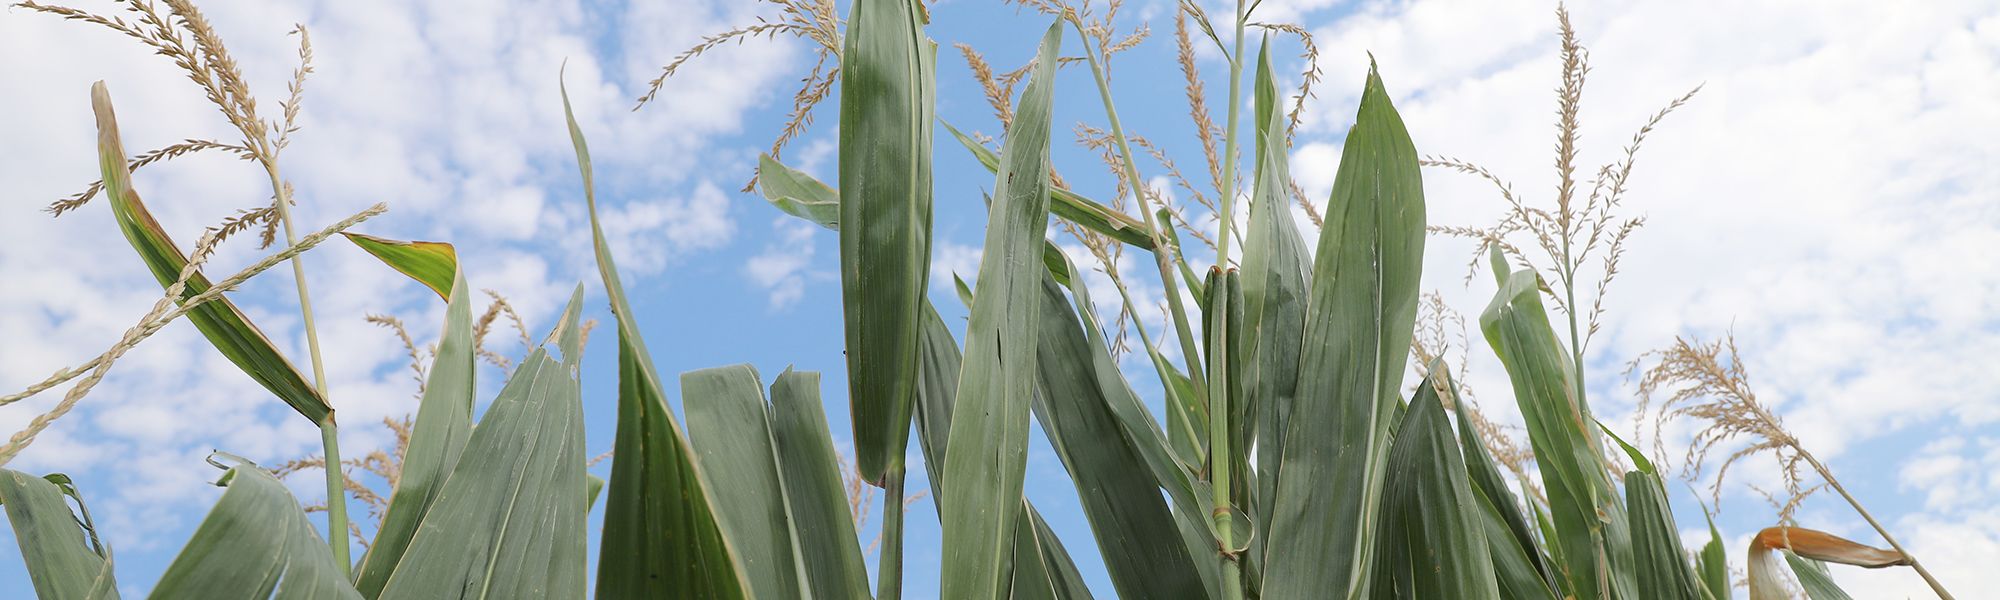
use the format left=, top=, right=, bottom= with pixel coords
left=0, top=1, right=1955, bottom=599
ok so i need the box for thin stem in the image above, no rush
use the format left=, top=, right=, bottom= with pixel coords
left=1209, top=5, right=1248, bottom=600
left=1207, top=284, right=1242, bottom=600
left=1799, top=453, right=1953, bottom=600
left=1071, top=18, right=1208, bottom=394
left=1215, top=1, right=1248, bottom=269
left=264, top=159, right=350, bottom=576
left=876, top=463, right=906, bottom=600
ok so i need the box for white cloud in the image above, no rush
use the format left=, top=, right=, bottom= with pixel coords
left=1268, top=1, right=2000, bottom=595
left=931, top=241, right=984, bottom=295
left=0, top=0, right=798, bottom=569
left=745, top=217, right=820, bottom=309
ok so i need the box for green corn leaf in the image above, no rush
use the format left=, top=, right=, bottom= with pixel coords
left=683, top=365, right=804, bottom=600
left=912, top=304, right=1095, bottom=598
left=586, top=474, right=604, bottom=510
left=1262, top=59, right=1426, bottom=599
left=941, top=121, right=1156, bottom=250
left=1599, top=419, right=1657, bottom=475
left=90, top=81, right=330, bottom=425
left=151, top=461, right=359, bottom=599
left=1785, top=553, right=1854, bottom=600
left=1164, top=363, right=1209, bottom=468
left=751, top=135, right=1093, bottom=598
left=1446, top=374, right=1560, bottom=600
left=937, top=19, right=1062, bottom=600
left=352, top=268, right=476, bottom=597
left=376, top=288, right=589, bottom=599
left=1479, top=249, right=1635, bottom=600
left=0, top=471, right=117, bottom=599
left=563, top=74, right=749, bottom=598
left=1626, top=471, right=1705, bottom=600
left=767, top=370, right=873, bottom=600
left=758, top=153, right=839, bottom=229
left=1012, top=510, right=1096, bottom=600
left=1029, top=275, right=1208, bottom=598
left=839, top=0, right=936, bottom=484
left=1695, top=513, right=1730, bottom=600
left=1047, top=249, right=1223, bottom=595
left=1242, top=42, right=1313, bottom=566
left=1373, top=366, right=1500, bottom=600
left=342, top=233, right=457, bottom=300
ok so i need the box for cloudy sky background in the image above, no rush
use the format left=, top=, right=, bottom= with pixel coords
left=2, top=0, right=1996, bottom=597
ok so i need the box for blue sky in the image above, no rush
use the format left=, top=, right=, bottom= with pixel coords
left=3, top=0, right=1999, bottom=597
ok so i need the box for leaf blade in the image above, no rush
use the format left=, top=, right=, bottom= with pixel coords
left=0, top=470, right=117, bottom=600
left=564, top=74, right=750, bottom=598
left=90, top=81, right=330, bottom=425
left=1262, top=60, right=1427, bottom=599
left=352, top=269, right=477, bottom=597
left=839, top=0, right=936, bottom=483
left=767, top=370, right=874, bottom=600
left=341, top=233, right=457, bottom=300
left=375, top=289, right=590, bottom=599
left=683, top=365, right=804, bottom=600
left=150, top=464, right=359, bottom=599
left=937, top=20, right=1063, bottom=600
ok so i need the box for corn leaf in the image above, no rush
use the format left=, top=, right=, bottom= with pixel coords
left=1242, top=42, right=1312, bottom=565
left=758, top=153, right=839, bottom=229
left=683, top=365, right=804, bottom=599
left=1479, top=251, right=1635, bottom=600
left=767, top=370, right=873, bottom=599
left=1050, top=252, right=1224, bottom=596
left=941, top=122, right=1156, bottom=250
left=1011, top=510, right=1095, bottom=600
left=352, top=268, right=476, bottom=597
left=1695, top=514, right=1730, bottom=600
left=375, top=288, right=588, bottom=599
left=151, top=462, right=359, bottom=599
left=938, top=20, right=1062, bottom=599
left=1262, top=60, right=1426, bottom=599
left=913, top=304, right=1094, bottom=598
left=1447, top=377, right=1560, bottom=600
left=1373, top=367, right=1500, bottom=599
left=1029, top=275, right=1207, bottom=598
left=1626, top=471, right=1704, bottom=600
left=1785, top=553, right=1854, bottom=600
left=0, top=470, right=116, bottom=599
left=341, top=233, right=456, bottom=301
left=840, top=0, right=936, bottom=484
left=563, top=75, right=749, bottom=598
left=749, top=122, right=1089, bottom=598
left=90, top=81, right=330, bottom=425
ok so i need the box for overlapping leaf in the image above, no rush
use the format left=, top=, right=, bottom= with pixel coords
left=564, top=76, right=748, bottom=598
left=767, top=370, right=873, bottom=600
left=352, top=266, right=476, bottom=598
left=1373, top=367, right=1499, bottom=600
left=937, top=20, right=1062, bottom=599
left=1262, top=60, right=1426, bottom=599
left=942, top=123, right=1155, bottom=250
left=1029, top=275, right=1206, bottom=597
left=839, top=0, right=936, bottom=484
left=1479, top=253, right=1635, bottom=600
left=375, top=288, right=589, bottom=599
left=90, top=81, right=330, bottom=425
left=151, top=462, right=359, bottom=599
left=684, top=365, right=803, bottom=599
left=1626, top=471, right=1704, bottom=600
left=1242, top=45, right=1313, bottom=564
left=0, top=470, right=116, bottom=599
